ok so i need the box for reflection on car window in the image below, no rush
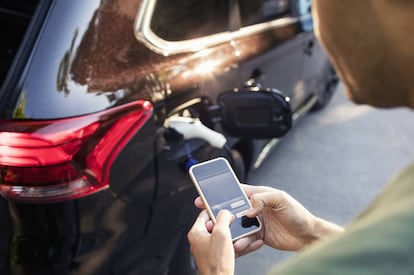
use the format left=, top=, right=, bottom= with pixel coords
left=239, top=0, right=291, bottom=27
left=297, top=0, right=312, bottom=16
left=150, top=0, right=229, bottom=41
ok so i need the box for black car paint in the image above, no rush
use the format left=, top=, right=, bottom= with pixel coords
left=0, top=0, right=334, bottom=274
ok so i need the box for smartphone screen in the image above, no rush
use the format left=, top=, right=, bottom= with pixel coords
left=189, top=157, right=261, bottom=241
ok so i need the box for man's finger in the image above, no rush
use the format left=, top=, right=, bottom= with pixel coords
left=240, top=184, right=274, bottom=197
left=194, top=197, right=206, bottom=209
left=193, top=210, right=211, bottom=229
left=188, top=210, right=211, bottom=244
left=245, top=191, right=286, bottom=217
left=206, top=220, right=214, bottom=232
left=235, top=239, right=264, bottom=257
left=233, top=234, right=258, bottom=251
left=215, top=210, right=234, bottom=226
left=212, top=210, right=234, bottom=242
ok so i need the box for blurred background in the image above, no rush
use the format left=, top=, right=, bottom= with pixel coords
left=235, top=83, right=414, bottom=274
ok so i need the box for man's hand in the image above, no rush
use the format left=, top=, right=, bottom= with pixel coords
left=187, top=210, right=235, bottom=275
left=194, top=184, right=344, bottom=257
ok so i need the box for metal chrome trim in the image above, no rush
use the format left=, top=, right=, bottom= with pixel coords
left=134, top=0, right=309, bottom=56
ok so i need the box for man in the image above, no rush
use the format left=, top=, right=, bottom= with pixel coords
left=187, top=1, right=414, bottom=274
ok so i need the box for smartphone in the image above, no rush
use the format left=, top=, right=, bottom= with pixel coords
left=189, top=157, right=261, bottom=241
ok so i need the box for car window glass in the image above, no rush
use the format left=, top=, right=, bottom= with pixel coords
left=238, top=0, right=291, bottom=27
left=297, top=0, right=312, bottom=16
left=150, top=0, right=229, bottom=41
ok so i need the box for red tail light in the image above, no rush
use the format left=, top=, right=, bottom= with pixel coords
left=0, top=100, right=153, bottom=203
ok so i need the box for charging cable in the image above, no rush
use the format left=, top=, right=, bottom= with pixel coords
left=164, top=116, right=227, bottom=148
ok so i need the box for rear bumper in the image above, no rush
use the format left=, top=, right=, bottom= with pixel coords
left=1, top=185, right=198, bottom=275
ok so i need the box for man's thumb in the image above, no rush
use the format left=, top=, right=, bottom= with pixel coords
left=245, top=192, right=268, bottom=217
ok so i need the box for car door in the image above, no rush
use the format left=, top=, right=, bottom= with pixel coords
left=295, top=0, right=332, bottom=98
left=233, top=0, right=311, bottom=112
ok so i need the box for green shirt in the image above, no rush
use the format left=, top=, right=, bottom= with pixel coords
left=269, top=162, right=414, bottom=275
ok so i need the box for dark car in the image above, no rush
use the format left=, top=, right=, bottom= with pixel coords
left=0, top=0, right=338, bottom=274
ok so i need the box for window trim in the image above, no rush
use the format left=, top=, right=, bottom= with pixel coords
left=134, top=0, right=308, bottom=56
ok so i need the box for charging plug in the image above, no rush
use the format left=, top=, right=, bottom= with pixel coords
left=164, top=116, right=227, bottom=148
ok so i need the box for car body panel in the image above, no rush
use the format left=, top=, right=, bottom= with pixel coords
left=6, top=0, right=240, bottom=120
